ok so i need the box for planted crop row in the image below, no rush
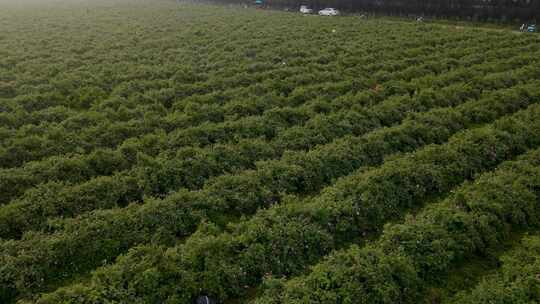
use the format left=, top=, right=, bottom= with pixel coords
left=0, top=33, right=490, bottom=169
left=2, top=80, right=540, bottom=301
left=0, top=75, right=317, bottom=169
left=0, top=64, right=342, bottom=161
left=447, top=235, right=540, bottom=304
left=250, top=146, right=540, bottom=304
left=162, top=41, right=526, bottom=151
left=1, top=43, right=535, bottom=210
left=0, top=42, right=528, bottom=214
left=35, top=98, right=540, bottom=304
left=2, top=57, right=536, bottom=240
left=2, top=29, right=459, bottom=135
left=0, top=66, right=334, bottom=133
left=0, top=47, right=515, bottom=209
left=1, top=4, right=511, bottom=127
left=123, top=58, right=540, bottom=199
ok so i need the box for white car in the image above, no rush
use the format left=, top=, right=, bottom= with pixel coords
left=300, top=5, right=313, bottom=14
left=318, top=8, right=339, bottom=16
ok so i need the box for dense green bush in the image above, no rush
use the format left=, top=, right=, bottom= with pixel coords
left=253, top=148, right=540, bottom=304
left=2, top=1, right=540, bottom=302
left=449, top=235, right=540, bottom=303
left=3, top=52, right=535, bottom=240
left=34, top=102, right=540, bottom=303
left=3, top=37, right=516, bottom=205
left=0, top=57, right=530, bottom=237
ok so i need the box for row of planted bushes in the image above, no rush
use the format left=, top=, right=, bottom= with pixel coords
left=0, top=23, right=478, bottom=167
left=3, top=57, right=539, bottom=240
left=4, top=38, right=532, bottom=204
left=1, top=37, right=514, bottom=204
left=249, top=145, right=540, bottom=303
left=448, top=234, right=540, bottom=303
left=0, top=62, right=342, bottom=166
left=0, top=73, right=332, bottom=169
left=4, top=4, right=540, bottom=302
left=0, top=31, right=491, bottom=170
left=30, top=98, right=540, bottom=304
left=2, top=79, right=540, bottom=302
left=0, top=44, right=535, bottom=219
left=1, top=57, right=535, bottom=239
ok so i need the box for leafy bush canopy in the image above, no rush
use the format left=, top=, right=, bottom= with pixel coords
left=1, top=0, right=540, bottom=303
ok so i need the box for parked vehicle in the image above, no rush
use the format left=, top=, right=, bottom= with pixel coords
left=300, top=5, right=313, bottom=14
left=318, top=8, right=339, bottom=16
left=528, top=24, right=537, bottom=33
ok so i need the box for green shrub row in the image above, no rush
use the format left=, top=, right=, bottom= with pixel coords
left=164, top=44, right=536, bottom=151
left=0, top=34, right=493, bottom=169
left=35, top=100, right=540, bottom=304
left=3, top=4, right=540, bottom=302
left=2, top=32, right=528, bottom=195
left=0, top=148, right=132, bottom=205
left=251, top=145, right=540, bottom=304
left=1, top=6, right=516, bottom=126
left=1, top=45, right=535, bottom=210
left=1, top=44, right=528, bottom=230
left=1, top=33, right=444, bottom=133
left=0, top=77, right=316, bottom=169
left=448, top=235, right=540, bottom=303
left=2, top=59, right=536, bottom=239
left=1, top=43, right=513, bottom=204
left=2, top=80, right=539, bottom=301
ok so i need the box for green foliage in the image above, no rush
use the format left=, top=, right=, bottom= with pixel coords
left=2, top=1, right=540, bottom=303
left=449, top=235, right=540, bottom=303
left=255, top=148, right=540, bottom=303
left=34, top=102, right=540, bottom=303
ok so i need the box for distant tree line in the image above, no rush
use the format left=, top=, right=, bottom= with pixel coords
left=210, top=0, right=540, bottom=22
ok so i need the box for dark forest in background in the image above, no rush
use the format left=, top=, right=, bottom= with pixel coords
left=208, top=0, right=540, bottom=22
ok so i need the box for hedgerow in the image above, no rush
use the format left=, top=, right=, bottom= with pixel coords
left=33, top=100, right=540, bottom=304
left=1, top=53, right=537, bottom=241
left=448, top=235, right=540, bottom=303
left=3, top=81, right=540, bottom=302
left=2, top=1, right=540, bottom=303
left=0, top=29, right=481, bottom=169
left=252, top=146, right=540, bottom=304
left=1, top=33, right=510, bottom=204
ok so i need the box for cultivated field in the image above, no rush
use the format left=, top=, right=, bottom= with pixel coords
left=1, top=0, right=540, bottom=303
